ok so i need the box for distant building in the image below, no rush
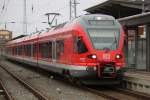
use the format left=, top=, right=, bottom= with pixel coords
left=0, top=30, right=12, bottom=40
left=0, top=30, right=12, bottom=55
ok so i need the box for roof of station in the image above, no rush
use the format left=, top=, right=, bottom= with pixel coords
left=85, top=0, right=150, bottom=18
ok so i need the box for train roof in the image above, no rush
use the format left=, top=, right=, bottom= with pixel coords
left=78, top=14, right=114, bottom=20
left=6, top=14, right=116, bottom=45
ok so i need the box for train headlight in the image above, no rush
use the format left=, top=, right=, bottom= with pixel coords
left=91, top=54, right=97, bottom=59
left=87, top=54, right=97, bottom=59
left=116, top=54, right=122, bottom=59
left=97, top=17, right=102, bottom=20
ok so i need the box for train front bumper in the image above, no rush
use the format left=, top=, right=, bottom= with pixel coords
left=69, top=66, right=126, bottom=77
left=69, top=66, right=126, bottom=84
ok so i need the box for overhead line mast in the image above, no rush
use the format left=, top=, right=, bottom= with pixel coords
left=69, top=0, right=79, bottom=20
left=23, top=0, right=27, bottom=35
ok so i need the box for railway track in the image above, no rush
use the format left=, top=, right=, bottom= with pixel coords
left=0, top=64, right=49, bottom=100
left=1, top=59, right=150, bottom=100
left=82, top=86, right=150, bottom=100
left=82, top=87, right=119, bottom=100
left=1, top=60, right=107, bottom=100
left=0, top=79, right=13, bottom=100
left=114, top=88, right=150, bottom=100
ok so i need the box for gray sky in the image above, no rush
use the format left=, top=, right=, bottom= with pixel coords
left=0, top=0, right=107, bottom=37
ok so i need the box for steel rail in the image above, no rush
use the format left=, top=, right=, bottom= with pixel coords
left=82, top=86, right=119, bottom=100
left=3, top=59, right=150, bottom=100
left=0, top=79, right=13, bottom=100
left=114, top=88, right=150, bottom=100
left=83, top=86, right=150, bottom=100
left=0, top=64, right=49, bottom=100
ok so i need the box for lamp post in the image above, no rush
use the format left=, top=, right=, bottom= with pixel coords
left=142, top=0, right=145, bottom=13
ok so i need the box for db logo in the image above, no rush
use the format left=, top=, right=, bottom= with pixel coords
left=103, top=53, right=110, bottom=60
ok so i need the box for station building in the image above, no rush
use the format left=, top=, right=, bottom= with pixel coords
left=0, top=30, right=12, bottom=54
left=85, top=0, right=150, bottom=71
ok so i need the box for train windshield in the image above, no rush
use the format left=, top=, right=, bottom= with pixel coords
left=88, top=29, right=120, bottom=50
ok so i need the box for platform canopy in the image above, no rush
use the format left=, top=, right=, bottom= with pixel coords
left=85, top=0, right=150, bottom=18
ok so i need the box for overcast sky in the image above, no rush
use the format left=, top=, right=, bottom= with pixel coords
left=0, top=0, right=107, bottom=37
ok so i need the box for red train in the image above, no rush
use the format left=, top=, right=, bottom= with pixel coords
left=5, top=14, right=126, bottom=85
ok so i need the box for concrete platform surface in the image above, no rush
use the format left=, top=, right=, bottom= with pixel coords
left=123, top=70, right=150, bottom=95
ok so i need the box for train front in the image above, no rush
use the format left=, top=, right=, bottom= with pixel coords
left=76, top=14, right=126, bottom=84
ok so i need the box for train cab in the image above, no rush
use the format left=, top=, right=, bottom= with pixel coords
left=68, top=14, right=126, bottom=83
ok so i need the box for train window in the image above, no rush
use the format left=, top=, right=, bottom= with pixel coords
left=33, top=44, right=37, bottom=57
left=31, top=44, right=34, bottom=57
left=24, top=45, right=26, bottom=56
left=48, top=42, right=52, bottom=58
left=88, top=20, right=114, bottom=26
left=6, top=48, right=9, bottom=54
left=88, top=29, right=119, bottom=50
left=12, top=47, right=15, bottom=55
left=39, top=42, right=52, bottom=58
left=56, top=40, right=64, bottom=60
left=77, top=37, right=88, bottom=53
left=24, top=44, right=31, bottom=57
left=17, top=46, right=19, bottom=55
left=15, top=47, right=17, bottom=55
left=18, top=46, right=22, bottom=55
left=73, top=36, right=78, bottom=53
left=10, top=48, right=13, bottom=55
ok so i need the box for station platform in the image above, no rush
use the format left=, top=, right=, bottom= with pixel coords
left=122, top=70, right=150, bottom=94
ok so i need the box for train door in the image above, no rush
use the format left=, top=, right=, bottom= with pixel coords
left=52, top=41, right=56, bottom=62
left=31, top=43, right=34, bottom=57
